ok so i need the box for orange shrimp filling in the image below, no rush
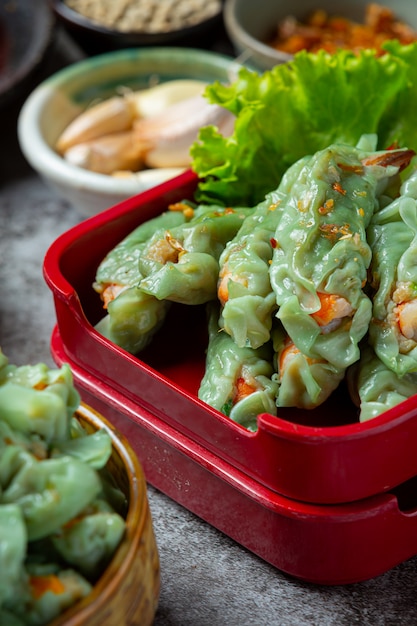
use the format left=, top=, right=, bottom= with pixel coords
left=217, top=271, right=230, bottom=305
left=217, top=265, right=248, bottom=306
left=234, top=376, right=257, bottom=404
left=311, top=293, right=340, bottom=325
left=30, top=575, right=66, bottom=599
left=278, top=337, right=325, bottom=378
left=279, top=340, right=301, bottom=374
left=101, top=283, right=126, bottom=308
left=310, top=292, right=353, bottom=327
left=395, top=300, right=417, bottom=342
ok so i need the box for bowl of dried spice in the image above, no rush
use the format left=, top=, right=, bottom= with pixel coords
left=51, top=0, right=224, bottom=55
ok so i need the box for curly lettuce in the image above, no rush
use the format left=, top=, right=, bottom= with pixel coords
left=191, top=41, right=417, bottom=207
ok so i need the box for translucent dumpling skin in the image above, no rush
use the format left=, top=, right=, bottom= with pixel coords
left=0, top=350, right=127, bottom=624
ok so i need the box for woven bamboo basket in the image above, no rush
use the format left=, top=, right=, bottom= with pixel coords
left=51, top=403, right=160, bottom=626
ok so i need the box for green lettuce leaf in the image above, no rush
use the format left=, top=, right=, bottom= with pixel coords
left=378, top=40, right=417, bottom=147
left=191, top=42, right=417, bottom=207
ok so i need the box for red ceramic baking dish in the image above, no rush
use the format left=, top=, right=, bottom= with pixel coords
left=51, top=325, right=417, bottom=585
left=43, top=169, right=417, bottom=505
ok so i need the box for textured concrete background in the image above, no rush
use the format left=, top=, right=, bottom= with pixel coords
left=2, top=28, right=417, bottom=626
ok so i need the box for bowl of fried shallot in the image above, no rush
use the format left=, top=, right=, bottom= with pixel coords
left=224, top=0, right=417, bottom=70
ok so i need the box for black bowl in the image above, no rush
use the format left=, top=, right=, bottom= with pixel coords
left=0, top=0, right=54, bottom=108
left=51, top=0, right=224, bottom=56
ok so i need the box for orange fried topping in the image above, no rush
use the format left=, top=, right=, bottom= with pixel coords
left=319, top=222, right=351, bottom=242
left=332, top=181, right=346, bottom=195
left=269, top=3, right=417, bottom=56
left=361, top=148, right=416, bottom=172
left=337, top=162, right=364, bottom=175
left=168, top=202, right=194, bottom=219
left=318, top=199, right=335, bottom=215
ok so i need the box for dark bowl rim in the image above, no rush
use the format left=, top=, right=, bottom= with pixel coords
left=0, top=0, right=56, bottom=106
left=223, top=0, right=293, bottom=64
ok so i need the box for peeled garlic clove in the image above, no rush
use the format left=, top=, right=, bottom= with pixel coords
left=128, top=79, right=208, bottom=118
left=144, top=143, right=193, bottom=169
left=133, top=94, right=235, bottom=168
left=134, top=94, right=230, bottom=139
left=63, top=130, right=144, bottom=175
left=111, top=167, right=185, bottom=182
left=56, top=96, right=137, bottom=154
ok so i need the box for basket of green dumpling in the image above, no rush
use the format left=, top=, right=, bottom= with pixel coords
left=0, top=349, right=160, bottom=626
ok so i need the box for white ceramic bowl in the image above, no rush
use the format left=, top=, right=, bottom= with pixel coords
left=17, top=47, right=242, bottom=217
left=224, top=0, right=417, bottom=71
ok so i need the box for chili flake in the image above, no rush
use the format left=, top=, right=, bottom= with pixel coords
left=332, top=181, right=346, bottom=195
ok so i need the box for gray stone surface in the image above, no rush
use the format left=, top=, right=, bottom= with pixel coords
left=2, top=27, right=417, bottom=626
